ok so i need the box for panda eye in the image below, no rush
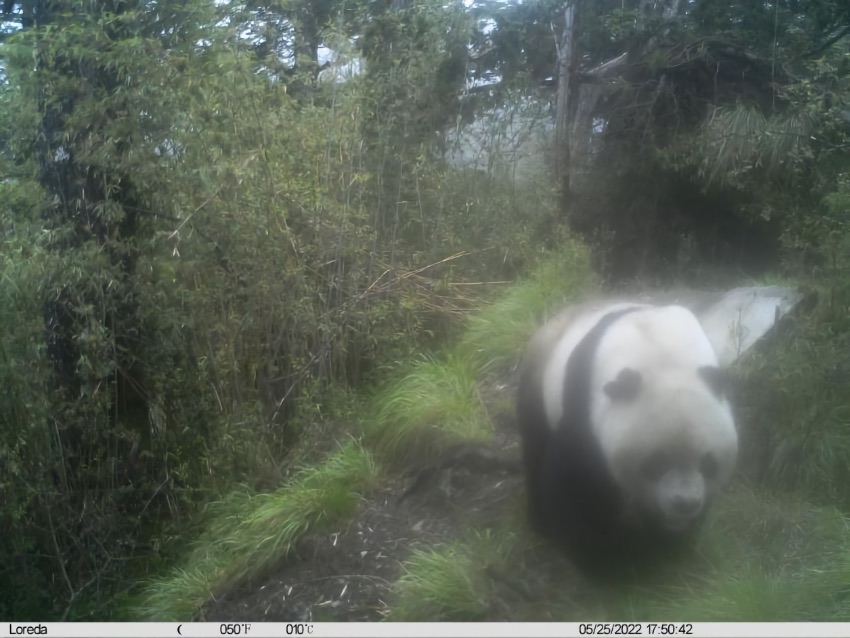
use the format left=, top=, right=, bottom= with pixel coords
left=700, top=453, right=719, bottom=479
left=641, top=451, right=672, bottom=481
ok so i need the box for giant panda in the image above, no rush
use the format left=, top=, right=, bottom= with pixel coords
left=516, top=300, right=738, bottom=575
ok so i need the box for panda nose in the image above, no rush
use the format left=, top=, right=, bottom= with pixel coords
left=672, top=495, right=701, bottom=516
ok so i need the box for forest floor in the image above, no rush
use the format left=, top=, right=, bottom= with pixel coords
left=199, top=373, right=568, bottom=622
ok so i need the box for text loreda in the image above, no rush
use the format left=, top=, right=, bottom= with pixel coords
left=8, top=625, right=47, bottom=635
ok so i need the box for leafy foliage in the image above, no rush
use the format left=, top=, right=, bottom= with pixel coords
left=549, top=0, right=850, bottom=285
left=0, top=0, right=560, bottom=619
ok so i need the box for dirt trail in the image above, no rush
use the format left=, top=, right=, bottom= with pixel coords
left=201, top=379, right=529, bottom=622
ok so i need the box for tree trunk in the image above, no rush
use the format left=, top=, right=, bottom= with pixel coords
left=569, top=83, right=603, bottom=193
left=554, top=1, right=576, bottom=201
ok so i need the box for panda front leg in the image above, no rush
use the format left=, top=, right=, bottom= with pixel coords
left=517, top=380, right=557, bottom=536
left=519, top=425, right=553, bottom=536
left=540, top=428, right=626, bottom=570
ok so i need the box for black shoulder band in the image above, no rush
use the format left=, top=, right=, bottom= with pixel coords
left=562, top=306, right=643, bottom=427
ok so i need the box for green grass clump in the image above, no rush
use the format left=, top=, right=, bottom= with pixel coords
left=698, top=484, right=848, bottom=571
left=458, top=239, right=594, bottom=375
left=133, top=440, right=378, bottom=620
left=363, top=243, right=595, bottom=469
left=633, top=560, right=850, bottom=621
left=367, top=353, right=491, bottom=467
left=385, top=486, right=850, bottom=622
left=614, top=486, right=850, bottom=621
left=387, top=530, right=517, bottom=621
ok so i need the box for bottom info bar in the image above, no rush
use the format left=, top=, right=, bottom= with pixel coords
left=5, top=623, right=850, bottom=638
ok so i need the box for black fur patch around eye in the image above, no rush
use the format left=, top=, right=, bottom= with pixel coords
left=641, top=451, right=672, bottom=481
left=698, top=365, right=728, bottom=399
left=603, top=367, right=642, bottom=402
left=700, top=452, right=719, bottom=479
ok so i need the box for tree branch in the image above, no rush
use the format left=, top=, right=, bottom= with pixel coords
left=580, top=52, right=629, bottom=81
left=807, top=24, right=850, bottom=59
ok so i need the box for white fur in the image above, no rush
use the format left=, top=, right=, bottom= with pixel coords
left=540, top=301, right=648, bottom=429
left=537, top=303, right=738, bottom=531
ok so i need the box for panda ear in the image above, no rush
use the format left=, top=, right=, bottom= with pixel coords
left=699, top=365, right=728, bottom=398
left=604, top=367, right=642, bottom=402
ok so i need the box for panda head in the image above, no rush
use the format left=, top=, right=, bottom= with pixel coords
left=598, top=364, right=738, bottom=533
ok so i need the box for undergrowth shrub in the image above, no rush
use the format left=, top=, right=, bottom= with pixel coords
left=734, top=178, right=850, bottom=512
